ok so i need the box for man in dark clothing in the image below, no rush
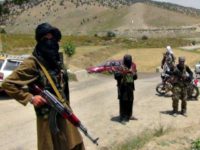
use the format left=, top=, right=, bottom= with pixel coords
left=2, top=23, right=85, bottom=150
left=170, top=56, right=193, bottom=117
left=114, top=54, right=138, bottom=124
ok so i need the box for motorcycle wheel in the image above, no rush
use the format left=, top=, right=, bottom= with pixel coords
left=156, top=83, right=168, bottom=95
left=188, top=85, right=199, bottom=100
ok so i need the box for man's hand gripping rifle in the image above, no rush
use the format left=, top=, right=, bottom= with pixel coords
left=111, top=65, right=135, bottom=75
left=32, top=85, right=99, bottom=145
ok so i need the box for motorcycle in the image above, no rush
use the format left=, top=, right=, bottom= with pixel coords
left=156, top=73, right=173, bottom=95
left=187, top=79, right=199, bottom=99
left=156, top=73, right=199, bottom=100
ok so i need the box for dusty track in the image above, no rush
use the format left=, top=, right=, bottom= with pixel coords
left=0, top=73, right=200, bottom=150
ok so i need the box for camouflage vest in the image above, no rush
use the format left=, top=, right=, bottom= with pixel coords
left=178, top=65, right=187, bottom=78
left=175, top=65, right=188, bottom=87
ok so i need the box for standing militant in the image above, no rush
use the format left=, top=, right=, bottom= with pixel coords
left=114, top=54, right=138, bottom=124
left=2, top=23, right=85, bottom=150
left=168, top=57, right=193, bottom=116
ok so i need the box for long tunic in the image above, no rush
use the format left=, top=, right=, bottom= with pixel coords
left=114, top=63, right=137, bottom=119
left=2, top=56, right=84, bottom=150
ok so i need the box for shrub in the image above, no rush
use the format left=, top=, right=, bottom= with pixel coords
left=0, top=29, right=6, bottom=34
left=191, top=138, right=200, bottom=150
left=192, top=40, right=196, bottom=45
left=13, top=0, right=29, bottom=5
left=63, top=42, right=76, bottom=57
left=142, top=35, right=148, bottom=40
left=60, top=0, right=64, bottom=6
left=107, top=31, right=116, bottom=38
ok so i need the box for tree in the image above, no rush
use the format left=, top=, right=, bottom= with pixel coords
left=0, top=4, right=2, bottom=16
left=12, top=0, right=29, bottom=5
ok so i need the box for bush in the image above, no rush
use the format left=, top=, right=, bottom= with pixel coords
left=0, top=29, right=6, bottom=34
left=191, top=138, right=200, bottom=150
left=192, top=40, right=196, bottom=45
left=142, top=35, right=148, bottom=40
left=107, top=31, right=116, bottom=38
left=63, top=42, right=76, bottom=57
left=94, top=33, right=98, bottom=37
left=60, top=0, right=64, bottom=6
left=13, top=0, right=29, bottom=5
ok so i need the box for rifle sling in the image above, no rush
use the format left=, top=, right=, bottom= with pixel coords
left=32, top=56, right=65, bottom=103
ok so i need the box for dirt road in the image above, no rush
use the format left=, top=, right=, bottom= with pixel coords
left=0, top=73, right=200, bottom=150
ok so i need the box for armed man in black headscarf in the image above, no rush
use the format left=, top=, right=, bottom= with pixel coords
left=114, top=54, right=138, bottom=124
left=2, top=23, right=85, bottom=150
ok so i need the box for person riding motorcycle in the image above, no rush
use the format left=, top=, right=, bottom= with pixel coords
left=161, top=46, right=176, bottom=73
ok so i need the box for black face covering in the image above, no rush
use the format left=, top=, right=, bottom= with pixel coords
left=35, top=38, right=61, bottom=70
left=123, top=55, right=132, bottom=69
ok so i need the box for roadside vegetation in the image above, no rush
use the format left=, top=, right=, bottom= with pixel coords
left=1, top=33, right=192, bottom=53
left=1, top=33, right=200, bottom=72
left=1, top=34, right=35, bottom=54
left=113, top=125, right=171, bottom=150
left=112, top=124, right=200, bottom=150
left=192, top=138, right=200, bottom=150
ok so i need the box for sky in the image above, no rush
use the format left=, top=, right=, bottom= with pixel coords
left=152, top=0, right=200, bottom=9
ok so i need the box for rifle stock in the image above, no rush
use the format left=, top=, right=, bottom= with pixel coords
left=33, top=85, right=99, bottom=145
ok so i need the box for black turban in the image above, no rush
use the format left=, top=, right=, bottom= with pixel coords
left=35, top=23, right=61, bottom=42
left=123, top=54, right=132, bottom=69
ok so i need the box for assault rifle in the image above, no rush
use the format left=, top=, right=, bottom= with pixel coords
left=110, top=65, right=136, bottom=75
left=32, top=85, right=99, bottom=145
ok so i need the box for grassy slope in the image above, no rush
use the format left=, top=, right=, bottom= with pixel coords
left=108, top=48, right=200, bottom=72
left=5, top=1, right=200, bottom=34
left=143, top=4, right=200, bottom=27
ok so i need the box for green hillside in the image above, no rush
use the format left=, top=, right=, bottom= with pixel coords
left=1, top=0, right=200, bottom=37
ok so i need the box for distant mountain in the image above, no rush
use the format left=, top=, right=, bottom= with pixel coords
left=1, top=0, right=200, bottom=37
